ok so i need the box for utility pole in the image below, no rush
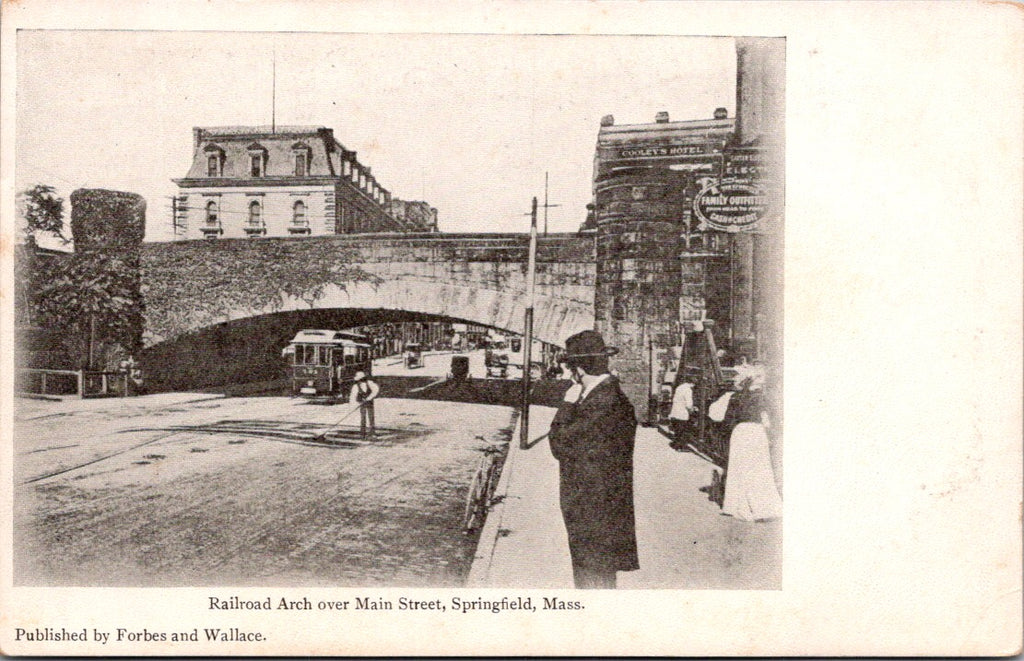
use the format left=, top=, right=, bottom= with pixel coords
left=520, top=197, right=538, bottom=449
left=88, top=314, right=96, bottom=371
left=271, top=48, right=276, bottom=133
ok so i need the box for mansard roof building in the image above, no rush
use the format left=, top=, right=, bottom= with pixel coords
left=172, top=125, right=438, bottom=239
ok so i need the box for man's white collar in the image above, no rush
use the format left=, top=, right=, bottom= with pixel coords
left=579, top=373, right=611, bottom=401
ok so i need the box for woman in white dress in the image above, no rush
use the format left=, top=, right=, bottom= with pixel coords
left=709, top=365, right=782, bottom=521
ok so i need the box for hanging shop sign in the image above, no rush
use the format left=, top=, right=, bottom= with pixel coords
left=693, top=180, right=771, bottom=233
left=721, top=147, right=766, bottom=180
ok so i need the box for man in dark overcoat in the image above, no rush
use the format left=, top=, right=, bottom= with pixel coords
left=548, top=330, right=639, bottom=589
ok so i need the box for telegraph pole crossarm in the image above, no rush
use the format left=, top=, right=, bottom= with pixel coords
left=541, top=171, right=561, bottom=237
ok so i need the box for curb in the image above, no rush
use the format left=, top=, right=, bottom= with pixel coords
left=465, top=413, right=525, bottom=587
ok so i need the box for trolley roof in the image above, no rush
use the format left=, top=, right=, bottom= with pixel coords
left=288, top=329, right=372, bottom=347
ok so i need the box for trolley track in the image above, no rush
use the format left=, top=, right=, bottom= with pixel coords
left=19, top=417, right=431, bottom=487
left=22, top=428, right=194, bottom=486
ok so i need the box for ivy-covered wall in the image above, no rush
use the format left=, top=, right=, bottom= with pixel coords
left=71, top=189, right=146, bottom=251
left=141, top=237, right=382, bottom=342
left=140, top=233, right=597, bottom=347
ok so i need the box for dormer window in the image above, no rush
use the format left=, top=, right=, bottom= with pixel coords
left=292, top=142, right=311, bottom=177
left=247, top=142, right=267, bottom=178
left=203, top=143, right=225, bottom=177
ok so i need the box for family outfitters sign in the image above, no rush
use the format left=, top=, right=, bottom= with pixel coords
left=693, top=145, right=777, bottom=233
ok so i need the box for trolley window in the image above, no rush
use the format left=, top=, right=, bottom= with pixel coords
left=343, top=346, right=357, bottom=362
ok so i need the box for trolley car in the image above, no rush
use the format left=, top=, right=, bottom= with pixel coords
left=285, top=329, right=373, bottom=399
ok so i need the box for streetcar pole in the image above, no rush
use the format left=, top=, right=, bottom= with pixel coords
left=520, top=197, right=538, bottom=450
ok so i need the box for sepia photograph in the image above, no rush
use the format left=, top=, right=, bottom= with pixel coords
left=1, top=1, right=1020, bottom=657
left=12, top=29, right=783, bottom=590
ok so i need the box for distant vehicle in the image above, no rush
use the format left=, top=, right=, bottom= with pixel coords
left=484, top=349, right=509, bottom=378
left=284, top=329, right=372, bottom=399
left=450, top=355, right=470, bottom=381
left=503, top=336, right=545, bottom=379
left=404, top=343, right=423, bottom=369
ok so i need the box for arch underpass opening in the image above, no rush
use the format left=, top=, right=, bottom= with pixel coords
left=139, top=308, right=567, bottom=401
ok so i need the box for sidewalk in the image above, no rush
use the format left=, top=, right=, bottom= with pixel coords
left=467, top=405, right=782, bottom=589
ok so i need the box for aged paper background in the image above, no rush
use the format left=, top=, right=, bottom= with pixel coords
left=1, top=0, right=1021, bottom=656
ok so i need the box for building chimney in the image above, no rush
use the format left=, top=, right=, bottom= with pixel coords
left=714, top=107, right=728, bottom=120
left=193, top=128, right=203, bottom=151
left=600, top=114, right=615, bottom=127
left=655, top=111, right=670, bottom=123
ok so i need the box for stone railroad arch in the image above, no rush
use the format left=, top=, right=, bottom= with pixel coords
left=140, top=234, right=596, bottom=351
left=143, top=274, right=594, bottom=349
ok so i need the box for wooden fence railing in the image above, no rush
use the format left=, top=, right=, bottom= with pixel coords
left=16, top=369, right=129, bottom=398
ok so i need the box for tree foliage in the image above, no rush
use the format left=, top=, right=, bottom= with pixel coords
left=32, top=249, right=144, bottom=364
left=18, top=184, right=69, bottom=243
left=16, top=185, right=146, bottom=368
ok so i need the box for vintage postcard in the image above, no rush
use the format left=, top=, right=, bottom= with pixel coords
left=1, top=0, right=1021, bottom=657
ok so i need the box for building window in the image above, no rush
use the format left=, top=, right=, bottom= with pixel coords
left=244, top=200, right=265, bottom=236
left=251, top=154, right=263, bottom=177
left=200, top=200, right=222, bottom=238
left=289, top=200, right=310, bottom=235
left=204, top=143, right=224, bottom=176
left=292, top=142, right=311, bottom=176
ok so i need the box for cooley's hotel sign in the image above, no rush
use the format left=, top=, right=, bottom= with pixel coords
left=694, top=146, right=776, bottom=233
left=618, top=144, right=711, bottom=159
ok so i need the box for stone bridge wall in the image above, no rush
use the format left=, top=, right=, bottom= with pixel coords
left=140, top=233, right=596, bottom=349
